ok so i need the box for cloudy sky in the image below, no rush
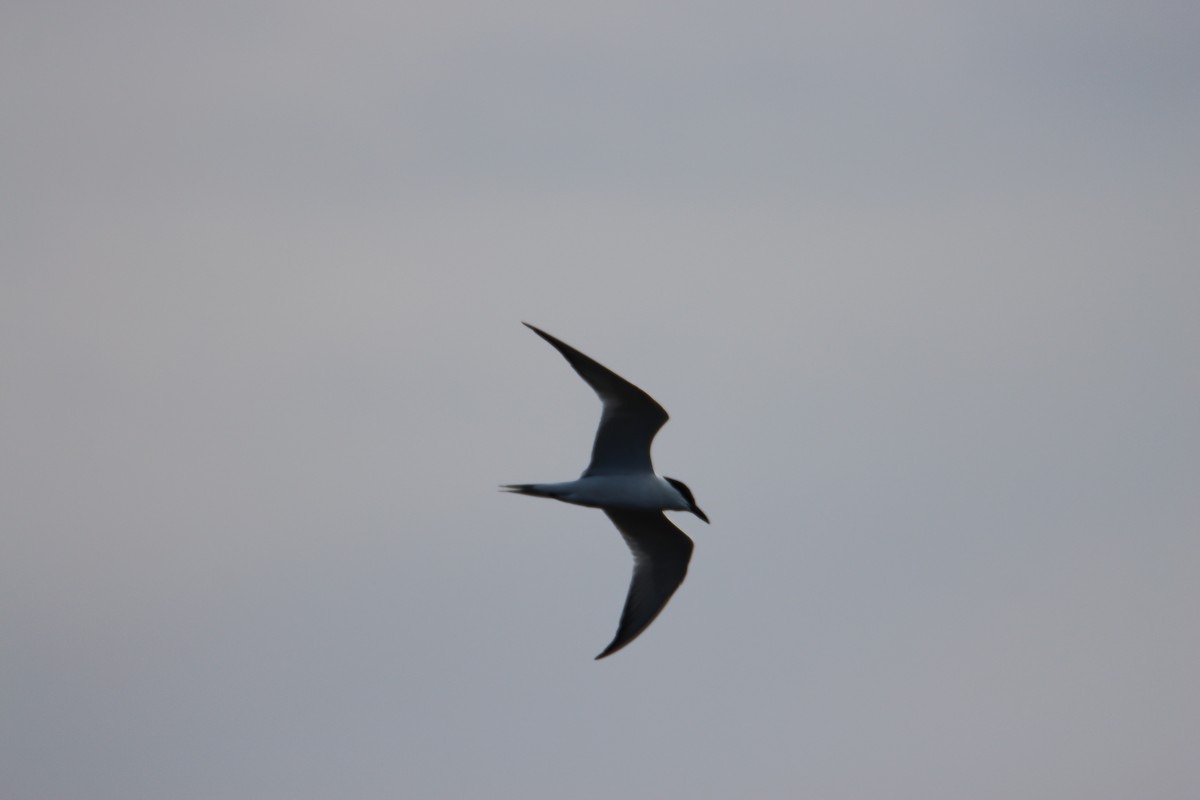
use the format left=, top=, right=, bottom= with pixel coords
left=3, top=2, right=1198, bottom=798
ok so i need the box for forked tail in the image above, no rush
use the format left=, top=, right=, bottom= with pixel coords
left=500, top=483, right=558, bottom=498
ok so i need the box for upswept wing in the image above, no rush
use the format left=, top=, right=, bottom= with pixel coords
left=596, top=510, right=694, bottom=660
left=523, top=323, right=668, bottom=476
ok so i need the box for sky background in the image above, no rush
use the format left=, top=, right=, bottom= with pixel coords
left=3, top=1, right=1199, bottom=798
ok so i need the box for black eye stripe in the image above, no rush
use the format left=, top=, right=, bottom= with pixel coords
left=664, top=477, right=695, bottom=505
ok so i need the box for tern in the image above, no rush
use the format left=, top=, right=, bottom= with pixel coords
left=504, top=323, right=708, bottom=659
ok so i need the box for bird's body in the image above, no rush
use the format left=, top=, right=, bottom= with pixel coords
left=504, top=474, right=693, bottom=512
left=505, top=323, right=708, bottom=660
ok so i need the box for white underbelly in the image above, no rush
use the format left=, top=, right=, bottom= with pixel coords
left=554, top=474, right=685, bottom=511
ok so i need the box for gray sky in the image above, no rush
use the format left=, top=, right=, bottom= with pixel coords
left=3, top=2, right=1198, bottom=798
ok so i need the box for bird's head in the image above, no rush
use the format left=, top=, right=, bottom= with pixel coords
left=664, top=477, right=709, bottom=523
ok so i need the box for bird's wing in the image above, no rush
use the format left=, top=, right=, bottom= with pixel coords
left=524, top=323, right=668, bottom=476
left=596, top=510, right=694, bottom=659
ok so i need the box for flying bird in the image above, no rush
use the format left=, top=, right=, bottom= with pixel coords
left=504, top=323, right=708, bottom=659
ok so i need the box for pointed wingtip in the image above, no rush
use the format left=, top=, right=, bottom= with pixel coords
left=594, top=630, right=633, bottom=660
left=522, top=321, right=551, bottom=340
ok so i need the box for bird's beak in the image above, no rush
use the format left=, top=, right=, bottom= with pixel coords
left=692, top=505, right=710, bottom=524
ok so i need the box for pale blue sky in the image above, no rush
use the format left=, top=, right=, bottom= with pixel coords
left=2, top=2, right=1198, bottom=798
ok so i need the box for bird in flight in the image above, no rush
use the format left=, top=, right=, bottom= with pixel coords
left=504, top=323, right=708, bottom=659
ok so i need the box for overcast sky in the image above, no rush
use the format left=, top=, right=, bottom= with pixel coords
left=3, top=2, right=1198, bottom=798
